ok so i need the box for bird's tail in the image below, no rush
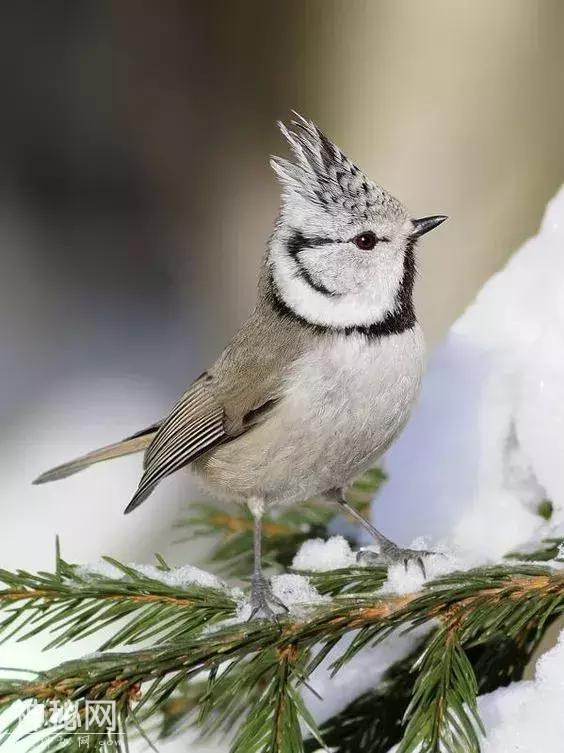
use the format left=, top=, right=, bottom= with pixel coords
left=33, top=424, right=160, bottom=485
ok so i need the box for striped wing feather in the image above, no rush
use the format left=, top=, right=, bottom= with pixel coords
left=124, top=379, right=226, bottom=513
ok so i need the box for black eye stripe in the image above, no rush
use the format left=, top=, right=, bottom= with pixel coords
left=285, top=230, right=341, bottom=297
left=286, top=231, right=334, bottom=254
left=286, top=229, right=390, bottom=251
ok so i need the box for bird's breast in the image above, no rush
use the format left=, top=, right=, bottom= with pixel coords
left=283, top=326, right=425, bottom=458
left=193, top=325, right=425, bottom=505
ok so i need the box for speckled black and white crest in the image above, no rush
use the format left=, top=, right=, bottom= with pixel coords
left=271, top=113, right=405, bottom=221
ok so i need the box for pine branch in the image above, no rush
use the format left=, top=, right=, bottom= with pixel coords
left=1, top=561, right=563, bottom=753
left=399, top=627, right=482, bottom=753
left=230, top=646, right=323, bottom=753
left=307, top=565, right=388, bottom=596
left=0, top=554, right=237, bottom=651
left=306, top=642, right=425, bottom=753
left=506, top=536, right=564, bottom=562
left=150, top=679, right=205, bottom=740
left=310, top=612, right=555, bottom=753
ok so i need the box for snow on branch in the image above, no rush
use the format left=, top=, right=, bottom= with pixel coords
left=1, top=553, right=563, bottom=753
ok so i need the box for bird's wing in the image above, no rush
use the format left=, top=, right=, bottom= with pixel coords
left=125, top=304, right=310, bottom=513
left=125, top=377, right=227, bottom=512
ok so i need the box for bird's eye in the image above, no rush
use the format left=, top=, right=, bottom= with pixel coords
left=353, top=231, right=377, bottom=250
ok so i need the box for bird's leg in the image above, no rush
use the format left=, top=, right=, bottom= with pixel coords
left=327, top=489, right=436, bottom=578
left=247, top=498, right=288, bottom=620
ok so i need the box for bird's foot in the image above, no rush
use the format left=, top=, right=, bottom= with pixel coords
left=248, top=573, right=289, bottom=621
left=357, top=542, right=438, bottom=578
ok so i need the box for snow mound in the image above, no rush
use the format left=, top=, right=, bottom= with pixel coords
left=478, top=628, right=564, bottom=753
left=292, top=535, right=356, bottom=571
left=378, top=540, right=466, bottom=595
left=372, top=184, right=564, bottom=561
left=271, top=573, right=328, bottom=609
left=300, top=186, right=564, bottom=735
left=231, top=574, right=326, bottom=622
left=76, top=561, right=225, bottom=591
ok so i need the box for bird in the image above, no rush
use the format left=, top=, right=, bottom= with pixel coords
left=34, top=114, right=446, bottom=618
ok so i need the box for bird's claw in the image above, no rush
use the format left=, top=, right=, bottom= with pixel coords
left=357, top=544, right=438, bottom=578
left=248, top=574, right=289, bottom=621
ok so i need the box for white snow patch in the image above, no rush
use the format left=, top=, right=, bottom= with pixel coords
left=134, top=563, right=224, bottom=590
left=75, top=560, right=123, bottom=579
left=271, top=573, right=328, bottom=611
left=75, top=561, right=225, bottom=591
left=292, top=535, right=356, bottom=572
left=229, top=599, right=256, bottom=624
left=373, top=185, right=564, bottom=561
left=313, top=186, right=564, bottom=748
left=231, top=574, right=327, bottom=622
left=293, top=535, right=483, bottom=596
left=477, top=628, right=564, bottom=753
left=377, top=540, right=472, bottom=595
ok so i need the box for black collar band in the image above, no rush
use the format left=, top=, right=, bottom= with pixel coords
left=272, top=231, right=417, bottom=338
left=266, top=253, right=416, bottom=339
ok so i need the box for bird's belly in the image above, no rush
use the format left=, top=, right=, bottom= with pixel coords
left=192, top=327, right=424, bottom=505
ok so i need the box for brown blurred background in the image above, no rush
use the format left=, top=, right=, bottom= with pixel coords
left=1, top=0, right=564, bottom=571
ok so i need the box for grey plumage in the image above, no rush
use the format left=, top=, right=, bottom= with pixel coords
left=271, top=112, right=405, bottom=221
left=34, top=114, right=446, bottom=615
left=33, top=426, right=159, bottom=484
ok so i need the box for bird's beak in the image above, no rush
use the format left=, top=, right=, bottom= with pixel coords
left=410, top=215, right=448, bottom=239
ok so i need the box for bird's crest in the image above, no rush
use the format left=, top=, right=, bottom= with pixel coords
left=271, top=112, right=402, bottom=220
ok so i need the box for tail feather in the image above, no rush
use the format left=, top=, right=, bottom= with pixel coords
left=33, top=431, right=158, bottom=485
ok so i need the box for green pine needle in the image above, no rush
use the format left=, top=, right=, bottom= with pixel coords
left=399, top=629, right=482, bottom=753
left=2, top=562, right=562, bottom=753
left=0, top=555, right=237, bottom=651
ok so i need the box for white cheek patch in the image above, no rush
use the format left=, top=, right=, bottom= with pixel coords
left=271, top=239, right=404, bottom=328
